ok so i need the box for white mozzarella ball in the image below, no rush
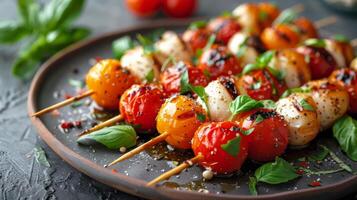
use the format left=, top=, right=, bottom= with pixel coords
left=228, top=32, right=259, bottom=66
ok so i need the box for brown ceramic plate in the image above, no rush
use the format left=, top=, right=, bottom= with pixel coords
left=28, top=19, right=357, bottom=200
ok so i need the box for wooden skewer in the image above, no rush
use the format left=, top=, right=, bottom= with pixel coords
left=314, top=16, right=337, bottom=29
left=290, top=3, right=304, bottom=13
left=351, top=38, right=357, bottom=47
left=31, top=90, right=95, bottom=117
left=105, top=132, right=170, bottom=167
left=79, top=115, right=124, bottom=136
left=146, top=154, right=204, bottom=187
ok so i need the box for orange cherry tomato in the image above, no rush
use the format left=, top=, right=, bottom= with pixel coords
left=182, top=28, right=210, bottom=54
left=207, top=16, right=242, bottom=44
left=156, top=95, right=207, bottom=149
left=192, top=121, right=248, bottom=174
left=160, top=62, right=208, bottom=95
left=329, top=68, right=357, bottom=113
left=296, top=46, right=337, bottom=79
left=162, top=0, right=197, bottom=18
left=120, top=84, right=165, bottom=133
left=198, top=45, right=242, bottom=80
left=125, top=0, right=161, bottom=17
left=261, top=24, right=300, bottom=50
left=86, top=59, right=138, bottom=110
left=237, top=69, right=287, bottom=101
left=235, top=108, right=289, bottom=162
left=257, top=2, right=280, bottom=29
left=293, top=17, right=318, bottom=41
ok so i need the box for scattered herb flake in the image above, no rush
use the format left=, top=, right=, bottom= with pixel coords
left=299, top=99, right=314, bottom=111
left=34, top=147, right=50, bottom=167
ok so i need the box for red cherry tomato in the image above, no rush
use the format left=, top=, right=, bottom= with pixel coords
left=160, top=61, right=208, bottom=95
left=120, top=84, right=165, bottom=133
left=296, top=46, right=337, bottom=80
left=182, top=28, right=210, bottom=54
left=125, top=0, right=161, bottom=17
left=235, top=108, right=289, bottom=162
left=162, top=0, right=197, bottom=18
left=329, top=68, right=357, bottom=113
left=207, top=16, right=242, bottom=44
left=198, top=45, right=242, bottom=80
left=237, top=69, right=287, bottom=101
left=192, top=121, right=248, bottom=174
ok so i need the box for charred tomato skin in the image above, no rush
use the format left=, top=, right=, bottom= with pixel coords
left=235, top=108, right=289, bottom=162
left=207, top=16, right=242, bottom=44
left=86, top=59, right=138, bottom=110
left=261, top=24, right=300, bottom=50
left=119, top=84, right=165, bottom=133
left=160, top=62, right=208, bottom=95
left=297, top=46, right=337, bottom=80
left=191, top=121, right=248, bottom=174
left=198, top=45, right=242, bottom=80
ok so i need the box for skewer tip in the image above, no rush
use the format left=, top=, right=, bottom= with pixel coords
left=104, top=164, right=108, bottom=168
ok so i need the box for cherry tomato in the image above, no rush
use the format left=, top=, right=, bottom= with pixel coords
left=120, top=84, right=165, bottom=133
left=160, top=62, right=208, bottom=95
left=257, top=2, right=280, bottom=29
left=156, top=95, right=207, bottom=149
left=329, top=68, right=357, bottom=113
left=261, top=24, right=300, bottom=50
left=162, top=0, right=197, bottom=18
left=125, top=0, right=161, bottom=17
left=86, top=59, right=138, bottom=110
left=235, top=108, right=289, bottom=162
left=207, top=16, right=242, bottom=44
left=182, top=28, right=210, bottom=54
left=198, top=45, right=242, bottom=80
left=296, top=46, right=337, bottom=79
left=192, top=121, right=248, bottom=174
left=237, top=69, right=287, bottom=101
left=293, top=17, right=318, bottom=41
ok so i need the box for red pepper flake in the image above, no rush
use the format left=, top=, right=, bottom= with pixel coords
left=60, top=121, right=74, bottom=129
left=111, top=169, right=117, bottom=173
left=64, top=93, right=73, bottom=99
left=297, top=161, right=309, bottom=168
left=74, top=121, right=82, bottom=128
left=95, top=56, right=103, bottom=62
left=309, top=180, right=321, bottom=187
left=296, top=169, right=305, bottom=175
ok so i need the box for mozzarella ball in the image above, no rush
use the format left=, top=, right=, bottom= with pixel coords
left=350, top=57, right=357, bottom=71
left=276, top=93, right=320, bottom=146
left=232, top=4, right=260, bottom=34
left=228, top=32, right=259, bottom=66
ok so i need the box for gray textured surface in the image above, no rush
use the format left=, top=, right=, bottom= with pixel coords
left=0, top=0, right=357, bottom=199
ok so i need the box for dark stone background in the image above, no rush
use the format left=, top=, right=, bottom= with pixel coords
left=0, top=0, right=356, bottom=199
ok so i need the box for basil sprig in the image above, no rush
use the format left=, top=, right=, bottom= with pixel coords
left=229, top=95, right=264, bottom=120
left=1, top=0, right=89, bottom=79
left=304, top=38, right=326, bottom=48
left=77, top=125, right=137, bottom=150
left=249, top=157, right=300, bottom=195
left=333, top=34, right=349, bottom=43
left=221, top=136, right=241, bottom=157
left=189, top=20, right=207, bottom=30
left=112, top=36, right=134, bottom=59
left=273, top=8, right=297, bottom=25
left=145, top=69, right=155, bottom=83
left=332, top=115, right=357, bottom=161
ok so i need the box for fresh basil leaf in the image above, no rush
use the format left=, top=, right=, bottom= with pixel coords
left=241, top=128, right=254, bottom=136
left=255, top=157, right=300, bottom=184
left=248, top=177, right=258, bottom=196
left=299, top=99, right=314, bottom=111
left=281, top=87, right=311, bottom=98
left=261, top=100, right=276, bottom=109
left=180, top=69, right=191, bottom=94
left=203, top=34, right=216, bottom=51
left=229, top=95, right=264, bottom=117
left=0, top=21, right=29, bottom=43
left=40, top=0, right=85, bottom=33
left=254, top=114, right=264, bottom=125
left=137, top=34, right=155, bottom=54
left=18, top=0, right=40, bottom=29
left=77, top=125, right=137, bottom=150
left=236, top=36, right=248, bottom=58
left=112, top=36, right=134, bottom=59
left=221, top=136, right=241, bottom=157
left=46, top=27, right=90, bottom=49
left=267, top=66, right=284, bottom=80
left=273, top=9, right=297, bottom=25
left=333, top=34, right=349, bottom=43
left=189, top=20, right=207, bottom=30
left=332, top=116, right=357, bottom=161
left=304, top=38, right=326, bottom=48
left=34, top=147, right=50, bottom=167
left=221, top=11, right=233, bottom=17
left=308, top=145, right=329, bottom=161
left=161, top=55, right=176, bottom=72
left=256, top=51, right=275, bottom=67
left=242, top=63, right=262, bottom=74
left=145, top=69, right=155, bottom=83
left=320, top=145, right=353, bottom=172
left=196, top=113, right=206, bottom=122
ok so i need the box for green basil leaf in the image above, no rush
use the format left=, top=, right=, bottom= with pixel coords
left=229, top=95, right=264, bottom=117
left=267, top=66, right=284, bottom=81
left=320, top=145, right=353, bottom=172
left=46, top=27, right=90, bottom=49
left=145, top=69, right=155, bottom=83
left=254, top=114, right=264, bottom=125
left=281, top=87, right=311, bottom=98
left=203, top=34, right=216, bottom=51
left=180, top=69, right=191, bottom=94
left=112, top=36, right=134, bottom=59
left=196, top=113, right=206, bottom=122
left=261, top=100, right=276, bottom=109
left=308, top=145, right=329, bottom=161
left=77, top=125, right=137, bottom=150
left=137, top=34, right=155, bottom=54
left=299, top=99, right=314, bottom=111
left=333, top=34, right=349, bottom=43
left=273, top=9, right=297, bottom=25
left=236, top=36, right=248, bottom=58
left=241, top=128, right=255, bottom=136
left=161, top=55, right=176, bottom=72
left=256, top=51, right=275, bottom=67
left=304, top=38, right=326, bottom=48
left=34, top=147, right=50, bottom=167
left=0, top=21, right=29, bottom=43
left=248, top=177, right=258, bottom=195
left=243, top=63, right=263, bottom=74
left=220, top=11, right=233, bottom=17
left=221, top=136, right=241, bottom=157
left=255, top=157, right=300, bottom=184
left=332, top=116, right=357, bottom=161
left=189, top=20, right=207, bottom=30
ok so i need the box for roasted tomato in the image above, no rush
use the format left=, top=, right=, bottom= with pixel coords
left=261, top=24, right=300, bottom=50
left=198, top=45, right=241, bottom=80
left=329, top=68, right=357, bottom=113
left=293, top=17, right=318, bottom=41
left=120, top=84, right=165, bottom=133
left=160, top=61, right=208, bottom=95
left=192, top=121, right=248, bottom=174
left=207, top=16, right=242, bottom=44
left=182, top=28, right=210, bottom=54
left=86, top=59, right=138, bottom=110
left=296, top=46, right=337, bottom=80
left=257, top=2, right=280, bottom=29
left=237, top=69, right=287, bottom=101
left=156, top=95, right=207, bottom=149
left=235, top=108, right=288, bottom=162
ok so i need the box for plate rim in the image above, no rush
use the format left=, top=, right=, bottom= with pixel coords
left=28, top=19, right=357, bottom=200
